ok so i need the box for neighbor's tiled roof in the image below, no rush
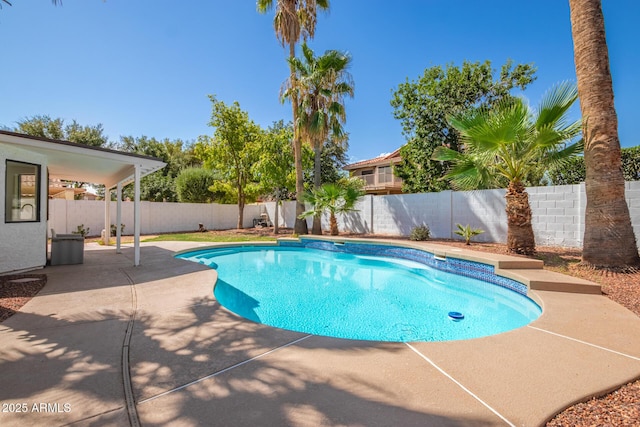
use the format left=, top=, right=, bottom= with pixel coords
left=343, top=147, right=402, bottom=170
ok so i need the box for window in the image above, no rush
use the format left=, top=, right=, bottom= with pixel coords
left=359, top=169, right=375, bottom=185
left=5, top=160, right=40, bottom=223
left=378, top=166, right=393, bottom=184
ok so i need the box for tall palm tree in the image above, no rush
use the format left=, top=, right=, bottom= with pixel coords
left=433, top=83, right=583, bottom=255
left=284, top=42, right=354, bottom=234
left=257, top=0, right=329, bottom=235
left=568, top=0, right=640, bottom=269
left=300, top=179, right=364, bottom=236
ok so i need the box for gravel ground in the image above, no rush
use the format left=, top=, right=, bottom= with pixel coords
left=1, top=232, right=638, bottom=425
left=0, top=274, right=46, bottom=322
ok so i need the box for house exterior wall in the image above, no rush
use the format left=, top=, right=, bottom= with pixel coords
left=0, top=144, right=48, bottom=273
left=349, top=164, right=403, bottom=195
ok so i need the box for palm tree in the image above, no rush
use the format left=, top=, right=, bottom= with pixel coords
left=299, top=179, right=364, bottom=236
left=433, top=83, right=583, bottom=255
left=1, top=0, right=60, bottom=6
left=568, top=0, right=640, bottom=269
left=257, top=0, right=329, bottom=235
left=283, top=42, right=354, bottom=234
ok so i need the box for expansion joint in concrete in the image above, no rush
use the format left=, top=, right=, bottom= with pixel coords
left=120, top=268, right=141, bottom=427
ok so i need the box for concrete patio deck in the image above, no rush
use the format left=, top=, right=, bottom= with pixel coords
left=1, top=241, right=639, bottom=427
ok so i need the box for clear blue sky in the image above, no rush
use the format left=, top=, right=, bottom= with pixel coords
left=1, top=1, right=638, bottom=163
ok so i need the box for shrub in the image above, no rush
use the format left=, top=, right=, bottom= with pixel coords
left=72, top=224, right=90, bottom=237
left=175, top=167, right=217, bottom=203
left=409, top=224, right=431, bottom=241
left=111, top=223, right=125, bottom=237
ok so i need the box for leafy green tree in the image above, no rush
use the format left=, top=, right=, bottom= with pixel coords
left=253, top=121, right=296, bottom=234
left=548, top=156, right=586, bottom=185
left=303, top=137, right=349, bottom=187
left=433, top=83, right=582, bottom=255
left=391, top=60, right=536, bottom=193
left=118, top=135, right=199, bottom=201
left=622, top=146, right=640, bottom=181
left=196, top=96, right=262, bottom=229
left=16, top=115, right=109, bottom=147
left=16, top=115, right=65, bottom=140
left=284, top=42, right=354, bottom=234
left=118, top=136, right=198, bottom=176
left=175, top=167, right=218, bottom=203
left=64, top=120, right=110, bottom=147
left=299, top=178, right=365, bottom=236
left=549, top=145, right=640, bottom=185
left=136, top=174, right=176, bottom=202
left=258, top=0, right=330, bottom=235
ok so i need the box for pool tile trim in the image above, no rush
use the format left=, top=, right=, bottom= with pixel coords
left=280, top=237, right=529, bottom=295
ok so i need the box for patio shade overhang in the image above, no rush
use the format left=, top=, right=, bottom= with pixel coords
left=1, top=130, right=167, bottom=267
left=0, top=130, right=166, bottom=189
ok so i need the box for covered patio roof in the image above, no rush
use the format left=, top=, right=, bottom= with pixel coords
left=0, top=130, right=166, bottom=189
left=0, top=130, right=167, bottom=266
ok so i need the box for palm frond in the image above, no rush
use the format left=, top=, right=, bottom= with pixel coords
left=543, top=138, right=584, bottom=169
left=444, top=159, right=483, bottom=191
left=432, top=145, right=462, bottom=162
left=535, top=82, right=578, bottom=130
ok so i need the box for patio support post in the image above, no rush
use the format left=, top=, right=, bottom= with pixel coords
left=104, top=187, right=111, bottom=246
left=116, top=182, right=122, bottom=254
left=134, top=164, right=141, bottom=266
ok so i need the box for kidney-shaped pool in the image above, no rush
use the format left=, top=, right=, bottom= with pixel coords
left=176, top=240, right=541, bottom=342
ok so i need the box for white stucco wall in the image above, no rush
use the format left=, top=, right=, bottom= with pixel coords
left=1, top=144, right=48, bottom=273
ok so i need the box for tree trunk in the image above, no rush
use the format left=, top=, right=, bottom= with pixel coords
left=237, top=200, right=244, bottom=230
left=289, top=42, right=309, bottom=235
left=274, top=197, right=280, bottom=235
left=505, top=181, right=535, bottom=255
left=569, top=0, right=640, bottom=268
left=329, top=212, right=339, bottom=236
left=311, top=143, right=323, bottom=235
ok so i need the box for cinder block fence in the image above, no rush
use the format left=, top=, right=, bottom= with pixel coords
left=263, top=181, right=640, bottom=249
left=48, top=181, right=640, bottom=249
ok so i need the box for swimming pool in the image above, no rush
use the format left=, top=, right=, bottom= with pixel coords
left=177, top=239, right=541, bottom=342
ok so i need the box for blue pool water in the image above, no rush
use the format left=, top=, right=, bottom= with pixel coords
left=177, top=245, right=541, bottom=342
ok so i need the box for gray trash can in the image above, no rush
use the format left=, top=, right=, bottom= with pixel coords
left=51, top=233, right=84, bottom=265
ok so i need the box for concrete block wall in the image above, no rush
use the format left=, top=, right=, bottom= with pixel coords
left=451, top=189, right=507, bottom=242
left=263, top=182, right=640, bottom=248
left=371, top=192, right=452, bottom=237
left=626, top=181, right=640, bottom=245
left=528, top=184, right=584, bottom=247
left=263, top=200, right=300, bottom=230
left=50, top=181, right=640, bottom=248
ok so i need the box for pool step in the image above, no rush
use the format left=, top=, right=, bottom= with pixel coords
left=499, top=268, right=602, bottom=294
